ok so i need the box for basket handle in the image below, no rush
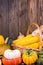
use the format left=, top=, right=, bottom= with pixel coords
left=26, top=22, right=42, bottom=50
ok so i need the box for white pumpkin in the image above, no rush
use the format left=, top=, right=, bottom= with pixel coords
left=4, top=49, right=14, bottom=59
left=13, top=49, right=21, bottom=58
left=4, top=49, right=21, bottom=59
left=32, top=29, right=39, bottom=36
left=32, top=25, right=43, bottom=39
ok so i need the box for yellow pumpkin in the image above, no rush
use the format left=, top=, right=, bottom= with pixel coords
left=0, top=35, right=4, bottom=44
left=22, top=50, right=38, bottom=65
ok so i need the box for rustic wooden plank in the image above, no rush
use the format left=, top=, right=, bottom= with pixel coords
left=18, top=0, right=28, bottom=35
left=0, top=0, right=2, bottom=34
left=28, top=0, right=38, bottom=23
left=39, top=0, right=43, bottom=25
left=37, top=0, right=43, bottom=25
left=37, top=0, right=40, bottom=26
left=8, top=0, right=19, bottom=39
left=0, top=0, right=43, bottom=38
left=27, top=0, right=30, bottom=25
left=27, top=0, right=38, bottom=33
left=0, top=0, right=9, bottom=38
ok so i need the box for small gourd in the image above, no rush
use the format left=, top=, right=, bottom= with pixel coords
left=2, top=49, right=22, bottom=65
left=36, top=58, right=43, bottom=65
left=0, top=35, right=4, bottom=44
left=36, top=49, right=43, bottom=65
left=22, top=50, right=38, bottom=65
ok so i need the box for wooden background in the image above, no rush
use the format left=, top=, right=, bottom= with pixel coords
left=0, top=0, right=43, bottom=39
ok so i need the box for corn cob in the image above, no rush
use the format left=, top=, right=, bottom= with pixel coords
left=12, top=34, right=40, bottom=46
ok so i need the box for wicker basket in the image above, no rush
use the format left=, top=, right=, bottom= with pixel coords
left=11, top=22, right=42, bottom=53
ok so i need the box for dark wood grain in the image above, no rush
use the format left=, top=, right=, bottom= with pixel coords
left=40, top=0, right=43, bottom=25
left=0, top=0, right=9, bottom=38
left=8, top=0, right=19, bottom=39
left=18, top=0, right=28, bottom=35
left=28, top=0, right=38, bottom=23
left=0, top=0, right=43, bottom=38
left=27, top=0, right=38, bottom=33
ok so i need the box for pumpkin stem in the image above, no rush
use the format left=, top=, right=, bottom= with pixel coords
left=28, top=51, right=30, bottom=55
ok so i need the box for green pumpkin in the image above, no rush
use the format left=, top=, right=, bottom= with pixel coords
left=39, top=49, right=43, bottom=55
left=38, top=49, right=43, bottom=58
left=36, top=58, right=43, bottom=65
left=36, top=49, right=43, bottom=65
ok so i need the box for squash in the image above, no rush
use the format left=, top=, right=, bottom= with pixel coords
left=36, top=58, right=43, bottom=65
left=2, top=57, right=22, bottom=65
left=22, top=50, right=38, bottom=65
left=4, top=49, right=21, bottom=59
left=2, top=49, right=22, bottom=65
left=25, top=40, right=43, bottom=49
left=36, top=49, right=43, bottom=65
left=12, top=35, right=43, bottom=49
left=0, top=35, right=4, bottom=44
left=12, top=34, right=40, bottom=46
left=38, top=49, right=43, bottom=58
left=25, top=42, right=40, bottom=49
left=25, top=41, right=43, bottom=49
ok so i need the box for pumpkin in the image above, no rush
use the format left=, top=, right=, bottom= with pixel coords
left=32, top=29, right=39, bottom=36
left=36, top=49, right=43, bottom=65
left=2, top=57, right=22, bottom=65
left=32, top=25, right=43, bottom=39
left=22, top=50, right=38, bottom=65
left=39, top=49, right=43, bottom=55
left=0, top=35, right=4, bottom=44
left=2, top=49, right=22, bottom=65
left=36, top=58, right=43, bottom=65
left=38, top=49, right=43, bottom=58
